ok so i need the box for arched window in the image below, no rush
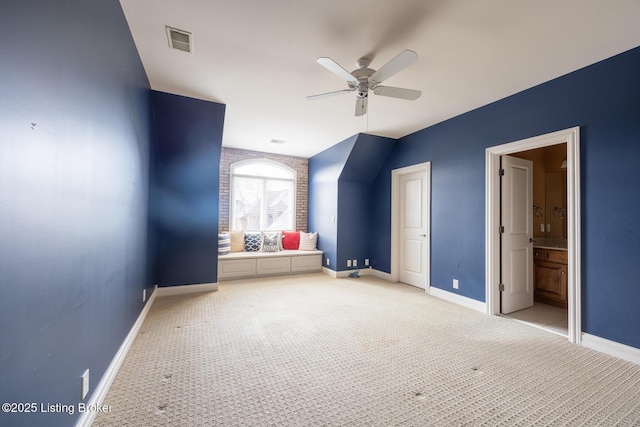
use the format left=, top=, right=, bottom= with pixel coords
left=230, top=159, right=296, bottom=231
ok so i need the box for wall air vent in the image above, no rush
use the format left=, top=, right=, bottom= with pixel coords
left=166, top=26, right=192, bottom=53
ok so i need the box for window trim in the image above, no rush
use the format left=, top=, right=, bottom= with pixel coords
left=229, top=159, right=297, bottom=231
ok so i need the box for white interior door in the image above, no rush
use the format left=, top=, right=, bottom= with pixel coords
left=399, top=171, right=428, bottom=289
left=501, top=155, right=534, bottom=314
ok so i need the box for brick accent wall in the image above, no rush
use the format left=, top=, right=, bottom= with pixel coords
left=219, top=147, right=308, bottom=232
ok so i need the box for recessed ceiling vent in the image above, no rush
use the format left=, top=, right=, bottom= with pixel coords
left=166, top=26, right=192, bottom=53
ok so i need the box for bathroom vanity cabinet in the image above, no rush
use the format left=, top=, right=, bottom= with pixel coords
left=533, top=247, right=568, bottom=309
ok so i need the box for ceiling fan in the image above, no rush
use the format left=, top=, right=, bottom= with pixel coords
left=306, top=50, right=422, bottom=116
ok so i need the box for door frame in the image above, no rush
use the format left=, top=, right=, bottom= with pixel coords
left=391, top=162, right=431, bottom=290
left=485, top=127, right=581, bottom=344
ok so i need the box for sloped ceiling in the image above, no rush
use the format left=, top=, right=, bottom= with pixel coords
left=120, top=0, right=640, bottom=158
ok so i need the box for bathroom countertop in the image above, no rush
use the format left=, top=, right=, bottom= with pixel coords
left=534, top=245, right=568, bottom=251
left=533, top=238, right=568, bottom=250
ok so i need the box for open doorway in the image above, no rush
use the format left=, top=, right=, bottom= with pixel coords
left=485, top=127, right=581, bottom=344
left=503, top=144, right=568, bottom=336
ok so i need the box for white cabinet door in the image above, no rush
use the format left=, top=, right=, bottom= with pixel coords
left=256, top=257, right=291, bottom=275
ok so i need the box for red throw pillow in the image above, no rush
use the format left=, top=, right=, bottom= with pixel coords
left=281, top=230, right=300, bottom=250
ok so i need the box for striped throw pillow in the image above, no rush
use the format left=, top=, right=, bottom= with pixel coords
left=298, top=232, right=317, bottom=251
left=218, top=233, right=230, bottom=255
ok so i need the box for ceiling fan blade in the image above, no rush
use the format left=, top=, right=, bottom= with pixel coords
left=355, top=96, right=368, bottom=116
left=317, top=57, right=358, bottom=83
left=369, top=50, right=418, bottom=84
left=306, top=89, right=354, bottom=100
left=373, top=86, right=422, bottom=100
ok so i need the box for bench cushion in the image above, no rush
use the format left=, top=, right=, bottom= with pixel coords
left=219, top=249, right=323, bottom=260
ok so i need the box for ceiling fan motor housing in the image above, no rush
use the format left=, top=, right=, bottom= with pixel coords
left=351, top=67, right=374, bottom=98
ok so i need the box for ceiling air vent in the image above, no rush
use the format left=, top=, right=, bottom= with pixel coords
left=166, top=26, right=192, bottom=53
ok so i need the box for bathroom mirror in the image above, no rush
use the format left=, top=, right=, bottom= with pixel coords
left=544, top=171, right=567, bottom=238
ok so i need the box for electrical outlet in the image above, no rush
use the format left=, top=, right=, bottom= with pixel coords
left=81, top=369, right=90, bottom=400
left=365, top=258, right=369, bottom=266
left=353, top=259, right=357, bottom=267
left=347, top=260, right=352, bottom=267
left=453, top=279, right=459, bottom=289
left=142, top=289, right=146, bottom=303
left=326, top=258, right=330, bottom=266
left=540, top=223, right=545, bottom=233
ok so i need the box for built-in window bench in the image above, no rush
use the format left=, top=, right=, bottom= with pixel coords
left=218, top=250, right=323, bottom=280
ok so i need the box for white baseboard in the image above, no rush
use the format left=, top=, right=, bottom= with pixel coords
left=75, top=289, right=157, bottom=427
left=332, top=268, right=375, bottom=279
left=322, top=267, right=337, bottom=278
left=357, top=267, right=373, bottom=276
left=370, top=268, right=393, bottom=281
left=581, top=333, right=640, bottom=365
left=323, top=267, right=383, bottom=279
left=428, top=286, right=486, bottom=313
left=155, top=282, right=218, bottom=297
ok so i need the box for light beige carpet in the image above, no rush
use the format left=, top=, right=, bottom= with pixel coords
left=93, top=273, right=640, bottom=426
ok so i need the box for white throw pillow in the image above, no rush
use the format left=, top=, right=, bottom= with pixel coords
left=229, top=230, right=244, bottom=252
left=298, top=232, right=317, bottom=251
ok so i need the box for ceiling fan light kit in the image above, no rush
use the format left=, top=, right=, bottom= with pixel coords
left=307, top=50, right=422, bottom=116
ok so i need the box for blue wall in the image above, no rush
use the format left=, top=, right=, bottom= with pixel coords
left=338, top=134, right=396, bottom=270
left=309, top=134, right=395, bottom=271
left=0, top=1, right=154, bottom=426
left=309, top=135, right=357, bottom=269
left=369, top=46, right=640, bottom=348
left=151, top=91, right=225, bottom=287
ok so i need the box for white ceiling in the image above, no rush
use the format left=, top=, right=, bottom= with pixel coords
left=119, top=0, right=640, bottom=158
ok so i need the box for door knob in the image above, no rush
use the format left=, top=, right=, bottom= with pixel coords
left=419, top=234, right=427, bottom=237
